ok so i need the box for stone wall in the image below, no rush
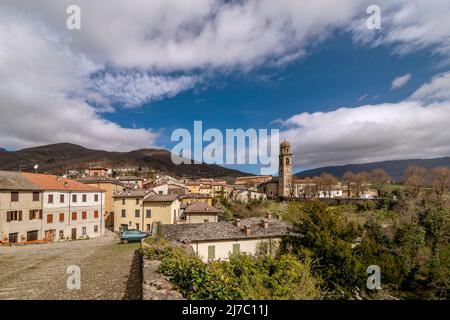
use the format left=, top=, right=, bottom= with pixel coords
left=141, top=239, right=185, bottom=300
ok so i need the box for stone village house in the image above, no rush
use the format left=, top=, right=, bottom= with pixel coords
left=160, top=214, right=291, bottom=263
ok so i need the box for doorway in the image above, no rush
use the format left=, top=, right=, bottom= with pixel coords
left=71, top=228, right=77, bottom=240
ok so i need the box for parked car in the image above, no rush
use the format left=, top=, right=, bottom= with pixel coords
left=120, top=229, right=150, bottom=244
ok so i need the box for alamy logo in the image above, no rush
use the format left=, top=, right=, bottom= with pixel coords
left=67, top=265, right=81, bottom=290
left=366, top=5, right=381, bottom=30
left=366, top=265, right=381, bottom=290
left=171, top=121, right=280, bottom=175
left=66, top=5, right=81, bottom=30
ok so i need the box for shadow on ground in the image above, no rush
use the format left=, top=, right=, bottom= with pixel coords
left=122, top=249, right=143, bottom=300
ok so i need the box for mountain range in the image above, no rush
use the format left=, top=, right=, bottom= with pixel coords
left=295, top=157, right=450, bottom=182
left=0, top=143, right=247, bottom=178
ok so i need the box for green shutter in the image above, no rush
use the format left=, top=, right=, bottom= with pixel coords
left=232, top=243, right=240, bottom=254
left=208, top=245, right=215, bottom=261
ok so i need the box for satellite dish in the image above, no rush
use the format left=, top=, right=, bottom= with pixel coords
left=63, top=175, right=67, bottom=179
left=107, top=169, right=113, bottom=175
left=134, top=185, right=138, bottom=190
left=33, top=164, right=39, bottom=170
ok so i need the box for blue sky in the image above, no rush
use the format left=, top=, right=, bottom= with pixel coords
left=102, top=32, right=445, bottom=174
left=2, top=1, right=450, bottom=175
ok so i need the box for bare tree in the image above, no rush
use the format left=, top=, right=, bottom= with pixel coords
left=354, top=172, right=370, bottom=197
left=431, top=166, right=450, bottom=195
left=370, top=168, right=391, bottom=197
left=404, top=166, right=428, bottom=196
left=319, top=173, right=338, bottom=198
left=342, top=171, right=355, bottom=198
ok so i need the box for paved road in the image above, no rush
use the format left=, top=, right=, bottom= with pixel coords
left=0, top=232, right=142, bottom=300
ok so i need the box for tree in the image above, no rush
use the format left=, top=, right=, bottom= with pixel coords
left=370, top=168, right=391, bottom=197
left=342, top=171, right=355, bottom=197
left=432, top=166, right=450, bottom=196
left=319, top=173, right=338, bottom=198
left=354, top=172, right=370, bottom=197
left=404, top=166, right=428, bottom=196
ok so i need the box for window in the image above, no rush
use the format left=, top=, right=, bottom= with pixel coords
left=146, top=210, right=152, bottom=218
left=232, top=243, right=240, bottom=255
left=94, top=225, right=98, bottom=233
left=72, top=194, right=77, bottom=203
left=29, top=210, right=39, bottom=220
left=94, top=210, right=99, bottom=218
left=286, top=158, right=290, bottom=165
left=11, top=192, right=19, bottom=202
left=94, top=194, right=99, bottom=202
left=82, top=212, right=87, bottom=220
left=60, top=194, right=65, bottom=203
left=59, top=230, right=64, bottom=239
left=82, top=227, right=86, bottom=235
left=59, top=213, right=64, bottom=222
left=6, top=211, right=22, bottom=222
left=33, top=192, right=39, bottom=202
left=146, top=224, right=151, bottom=231
left=82, top=194, right=87, bottom=202
left=158, top=191, right=163, bottom=195
left=136, top=223, right=140, bottom=230
left=135, top=209, right=140, bottom=218
left=47, top=214, right=53, bottom=224
left=72, top=212, right=77, bottom=220
left=208, top=245, right=215, bottom=261
left=136, top=198, right=140, bottom=205
left=122, top=199, right=125, bottom=205
left=121, top=209, right=126, bottom=218
left=48, top=194, right=54, bottom=204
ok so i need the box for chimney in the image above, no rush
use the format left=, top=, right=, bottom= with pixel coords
left=266, top=212, right=272, bottom=220
left=64, top=182, right=69, bottom=188
left=244, top=225, right=252, bottom=236
left=261, top=219, right=269, bottom=229
left=234, top=219, right=241, bottom=227
left=56, top=176, right=62, bottom=182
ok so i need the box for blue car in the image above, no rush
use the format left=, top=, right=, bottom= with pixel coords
left=120, top=229, right=150, bottom=243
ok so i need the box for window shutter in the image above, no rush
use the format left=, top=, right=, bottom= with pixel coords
left=39, top=210, right=43, bottom=219
left=19, top=211, right=22, bottom=221
left=29, top=210, right=33, bottom=220
left=7, top=211, right=11, bottom=222
left=208, top=245, right=215, bottom=260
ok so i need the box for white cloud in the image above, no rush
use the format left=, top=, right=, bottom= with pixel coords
left=351, top=0, right=450, bottom=59
left=0, top=14, right=157, bottom=151
left=91, top=71, right=200, bottom=108
left=2, top=0, right=450, bottom=153
left=280, top=71, right=450, bottom=168
left=410, top=72, right=450, bottom=103
left=391, top=73, right=411, bottom=89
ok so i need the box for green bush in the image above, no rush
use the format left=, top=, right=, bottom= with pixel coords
left=143, top=237, right=322, bottom=300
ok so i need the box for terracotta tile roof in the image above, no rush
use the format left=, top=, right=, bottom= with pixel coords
left=21, top=172, right=102, bottom=192
left=76, top=177, right=125, bottom=186
left=113, top=190, right=148, bottom=198
left=143, top=194, right=178, bottom=202
left=0, top=171, right=41, bottom=190
left=184, top=202, right=221, bottom=214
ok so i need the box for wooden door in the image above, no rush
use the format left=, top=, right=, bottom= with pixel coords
left=71, top=228, right=77, bottom=240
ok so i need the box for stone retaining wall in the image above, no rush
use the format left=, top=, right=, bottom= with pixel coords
left=141, top=239, right=185, bottom=300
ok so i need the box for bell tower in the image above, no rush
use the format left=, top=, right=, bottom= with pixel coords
left=278, top=140, right=292, bottom=198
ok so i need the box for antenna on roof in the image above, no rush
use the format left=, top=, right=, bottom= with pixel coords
left=33, top=164, right=39, bottom=173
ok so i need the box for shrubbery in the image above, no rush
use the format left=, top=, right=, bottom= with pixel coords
left=143, top=237, right=322, bottom=300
